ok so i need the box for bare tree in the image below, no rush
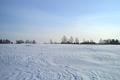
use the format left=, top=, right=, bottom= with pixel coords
left=75, top=38, right=79, bottom=44
left=32, top=40, right=36, bottom=44
left=68, top=36, right=74, bottom=44
left=50, top=39, right=53, bottom=44
left=61, top=35, right=68, bottom=44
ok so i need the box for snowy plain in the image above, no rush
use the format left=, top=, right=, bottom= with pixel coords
left=0, top=44, right=120, bottom=80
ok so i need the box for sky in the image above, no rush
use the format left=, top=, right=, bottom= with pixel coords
left=1, top=0, right=120, bottom=42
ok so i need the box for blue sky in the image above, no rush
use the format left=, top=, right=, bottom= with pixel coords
left=0, top=0, right=120, bottom=42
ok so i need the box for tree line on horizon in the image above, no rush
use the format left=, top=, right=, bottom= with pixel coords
left=50, top=35, right=120, bottom=45
left=0, top=39, right=36, bottom=44
left=0, top=35, right=120, bottom=45
left=0, top=39, right=13, bottom=44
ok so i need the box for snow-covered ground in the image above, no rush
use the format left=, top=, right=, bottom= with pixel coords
left=0, top=44, right=120, bottom=80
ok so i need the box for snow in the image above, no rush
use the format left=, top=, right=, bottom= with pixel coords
left=0, top=44, right=120, bottom=80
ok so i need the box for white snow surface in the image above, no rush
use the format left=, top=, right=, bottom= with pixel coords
left=0, top=44, right=120, bottom=80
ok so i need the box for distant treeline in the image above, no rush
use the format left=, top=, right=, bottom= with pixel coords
left=99, top=39, right=119, bottom=45
left=0, top=39, right=13, bottom=44
left=0, top=39, right=36, bottom=44
left=1, top=36, right=120, bottom=45
left=50, top=35, right=120, bottom=45
left=16, top=40, right=36, bottom=44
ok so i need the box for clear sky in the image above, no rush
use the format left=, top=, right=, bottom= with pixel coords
left=1, top=0, right=120, bottom=42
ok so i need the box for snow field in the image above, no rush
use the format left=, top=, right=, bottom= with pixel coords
left=0, top=44, right=120, bottom=80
